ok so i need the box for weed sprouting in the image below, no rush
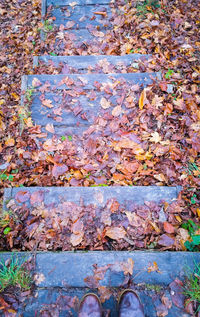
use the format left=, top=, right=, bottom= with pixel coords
left=0, top=256, right=32, bottom=292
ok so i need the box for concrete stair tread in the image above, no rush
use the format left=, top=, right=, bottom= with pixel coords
left=33, top=54, right=151, bottom=74
left=47, top=0, right=112, bottom=7
left=23, top=72, right=160, bottom=136
left=1, top=251, right=198, bottom=316
left=3, top=186, right=181, bottom=251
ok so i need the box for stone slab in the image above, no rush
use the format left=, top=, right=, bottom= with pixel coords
left=47, top=0, right=112, bottom=6
left=0, top=251, right=198, bottom=316
left=33, top=54, right=151, bottom=71
left=51, top=5, right=112, bottom=29
left=22, top=72, right=161, bottom=136
left=3, top=186, right=181, bottom=210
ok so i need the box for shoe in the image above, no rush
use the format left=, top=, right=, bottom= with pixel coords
left=78, top=293, right=102, bottom=317
left=118, top=289, right=145, bottom=317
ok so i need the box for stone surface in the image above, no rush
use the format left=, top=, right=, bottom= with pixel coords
left=33, top=54, right=151, bottom=73
left=22, top=72, right=161, bottom=136
left=3, top=186, right=181, bottom=210
left=0, top=251, right=197, bottom=316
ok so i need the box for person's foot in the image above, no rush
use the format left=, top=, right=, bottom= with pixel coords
left=78, top=293, right=102, bottom=317
left=118, top=289, right=145, bottom=317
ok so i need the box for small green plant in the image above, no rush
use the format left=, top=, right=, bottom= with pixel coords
left=43, top=20, right=53, bottom=32
left=91, top=184, right=108, bottom=187
left=0, top=169, right=14, bottom=182
left=0, top=256, right=32, bottom=292
left=68, top=135, right=72, bottom=141
left=186, top=162, right=200, bottom=178
left=25, top=88, right=34, bottom=102
left=61, top=136, right=66, bottom=141
left=182, top=220, right=200, bottom=251
left=19, top=87, right=34, bottom=135
left=165, top=69, right=174, bottom=79
left=136, top=0, right=160, bottom=16
left=49, top=52, right=57, bottom=56
left=183, top=262, right=200, bottom=309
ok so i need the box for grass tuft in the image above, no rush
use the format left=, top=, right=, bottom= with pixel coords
left=183, top=262, right=200, bottom=306
left=0, top=256, right=32, bottom=292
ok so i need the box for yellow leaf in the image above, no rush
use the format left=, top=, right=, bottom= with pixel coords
left=175, top=215, right=182, bottom=223
left=139, top=89, right=146, bottom=110
left=0, top=99, right=5, bottom=105
left=5, top=138, right=15, bottom=147
left=197, top=208, right=200, bottom=218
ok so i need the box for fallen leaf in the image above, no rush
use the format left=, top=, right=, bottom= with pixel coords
left=139, top=89, right=147, bottom=110
left=42, top=99, right=53, bottom=108
left=112, top=105, right=122, bottom=117
left=150, top=132, right=162, bottom=143
left=70, top=232, right=84, bottom=246
left=52, top=164, right=68, bottom=178
left=15, top=191, right=30, bottom=203
left=100, top=97, right=111, bottom=109
left=5, top=138, right=15, bottom=147
left=158, top=234, right=174, bottom=246
left=105, top=227, right=126, bottom=240
left=163, top=222, right=175, bottom=234
left=45, top=123, right=55, bottom=134
left=32, top=78, right=42, bottom=87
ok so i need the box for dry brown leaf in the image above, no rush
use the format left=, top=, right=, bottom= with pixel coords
left=42, top=99, right=53, bottom=108
left=112, top=105, right=122, bottom=117
left=70, top=232, right=84, bottom=246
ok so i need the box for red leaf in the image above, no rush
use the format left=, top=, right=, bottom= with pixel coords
left=15, top=191, right=30, bottom=203
left=163, top=222, right=175, bottom=234
left=30, top=191, right=44, bottom=206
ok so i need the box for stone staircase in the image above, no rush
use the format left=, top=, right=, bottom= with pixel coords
left=1, top=0, right=200, bottom=316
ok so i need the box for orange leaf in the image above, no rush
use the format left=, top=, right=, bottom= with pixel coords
left=42, top=99, right=53, bottom=108
left=139, top=89, right=146, bottom=110
left=5, top=138, right=15, bottom=147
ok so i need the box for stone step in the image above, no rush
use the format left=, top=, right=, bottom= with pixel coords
left=42, top=0, right=114, bottom=51
left=33, top=54, right=152, bottom=74
left=0, top=250, right=198, bottom=316
left=50, top=4, right=112, bottom=29
left=3, top=186, right=181, bottom=251
left=22, top=72, right=160, bottom=136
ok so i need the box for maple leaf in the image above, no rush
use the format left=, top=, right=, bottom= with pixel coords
left=100, top=97, right=111, bottom=109
left=150, top=132, right=162, bottom=143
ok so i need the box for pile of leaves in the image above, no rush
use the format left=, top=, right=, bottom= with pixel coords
left=0, top=0, right=199, bottom=190
left=0, top=188, right=199, bottom=252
